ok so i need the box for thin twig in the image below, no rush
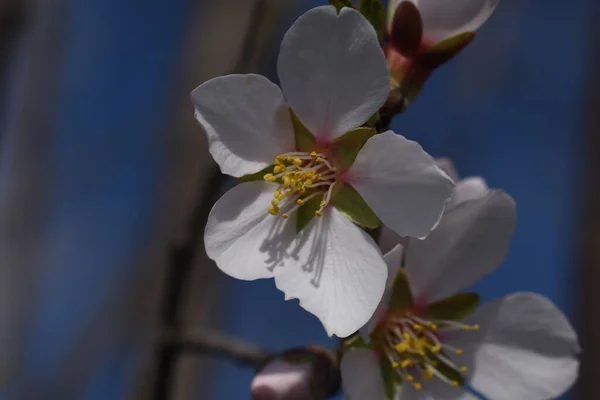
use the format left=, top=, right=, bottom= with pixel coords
left=162, top=329, right=269, bottom=367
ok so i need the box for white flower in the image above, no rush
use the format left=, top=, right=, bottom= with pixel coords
left=390, top=0, right=500, bottom=45
left=341, top=190, right=580, bottom=399
left=192, top=6, right=454, bottom=337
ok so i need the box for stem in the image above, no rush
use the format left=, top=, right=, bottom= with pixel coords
left=162, top=329, right=268, bottom=367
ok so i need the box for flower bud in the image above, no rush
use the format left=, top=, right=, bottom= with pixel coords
left=250, top=347, right=340, bottom=400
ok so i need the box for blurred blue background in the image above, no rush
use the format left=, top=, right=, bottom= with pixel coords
left=0, top=0, right=593, bottom=399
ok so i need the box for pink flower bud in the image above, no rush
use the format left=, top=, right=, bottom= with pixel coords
left=398, top=0, right=499, bottom=45
left=250, top=347, right=340, bottom=400
left=251, top=358, right=314, bottom=400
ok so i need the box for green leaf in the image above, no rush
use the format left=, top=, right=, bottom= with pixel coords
left=423, top=292, right=480, bottom=322
left=380, top=358, right=402, bottom=400
left=237, top=164, right=274, bottom=183
left=388, top=268, right=413, bottom=311
left=329, top=0, right=355, bottom=13
left=359, top=0, right=386, bottom=43
left=419, top=32, right=476, bottom=69
left=330, top=127, right=375, bottom=169
left=290, top=109, right=316, bottom=152
left=331, top=183, right=380, bottom=229
left=296, top=191, right=322, bottom=234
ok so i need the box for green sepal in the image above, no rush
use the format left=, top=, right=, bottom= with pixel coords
left=329, top=0, right=355, bottom=13
left=296, top=192, right=322, bottom=234
left=237, top=164, right=274, bottom=183
left=423, top=292, right=480, bottom=322
left=341, top=334, right=369, bottom=353
left=331, top=183, right=380, bottom=229
left=291, top=109, right=316, bottom=152
left=388, top=268, right=413, bottom=311
left=359, top=0, right=386, bottom=43
left=330, top=127, right=375, bottom=169
left=381, top=358, right=402, bottom=400
left=419, top=32, right=476, bottom=69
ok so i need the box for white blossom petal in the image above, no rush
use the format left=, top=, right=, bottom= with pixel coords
left=274, top=207, right=387, bottom=338
left=448, top=177, right=489, bottom=208
left=277, top=6, right=389, bottom=142
left=396, top=381, right=478, bottom=400
left=360, top=244, right=404, bottom=341
left=406, top=190, right=516, bottom=304
left=348, top=131, right=455, bottom=239
left=435, top=157, right=460, bottom=182
left=405, top=0, right=500, bottom=43
left=191, top=74, right=295, bottom=177
left=341, top=348, right=386, bottom=400
left=445, top=293, right=580, bottom=400
left=204, top=181, right=295, bottom=280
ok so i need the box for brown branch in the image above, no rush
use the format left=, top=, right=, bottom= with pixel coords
left=162, top=329, right=269, bottom=368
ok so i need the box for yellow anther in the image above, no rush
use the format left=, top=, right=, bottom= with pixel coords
left=455, top=349, right=463, bottom=356
left=423, top=369, right=434, bottom=380
left=460, top=367, right=468, bottom=373
left=297, top=199, right=304, bottom=206
left=314, top=174, right=321, bottom=180
left=391, top=362, right=399, bottom=369
left=274, top=189, right=281, bottom=197
left=395, top=343, right=408, bottom=353
left=268, top=206, right=279, bottom=216
left=282, top=214, right=289, bottom=219
left=315, top=210, right=323, bottom=217
left=413, top=324, right=424, bottom=332
left=414, top=383, right=422, bottom=391
left=428, top=323, right=438, bottom=330
left=287, top=156, right=294, bottom=162
left=407, top=375, right=414, bottom=382
left=463, top=326, right=471, bottom=331
left=310, top=151, right=317, bottom=157
left=451, top=381, right=460, bottom=388
left=319, top=201, right=326, bottom=207
left=401, top=360, right=412, bottom=369
left=305, top=179, right=313, bottom=185
left=316, top=157, right=323, bottom=163
left=292, top=158, right=302, bottom=165
left=273, top=165, right=283, bottom=174
left=276, top=154, right=285, bottom=161
left=263, top=173, right=276, bottom=182
left=431, top=361, right=439, bottom=367
left=297, top=186, right=306, bottom=194
left=271, top=198, right=279, bottom=206
left=282, top=176, right=291, bottom=188
left=472, top=324, right=480, bottom=331
left=431, top=344, right=441, bottom=353
left=402, top=333, right=411, bottom=341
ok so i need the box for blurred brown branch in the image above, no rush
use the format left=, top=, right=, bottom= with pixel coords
left=162, top=329, right=268, bottom=367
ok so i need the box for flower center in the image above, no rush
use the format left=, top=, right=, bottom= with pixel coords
left=382, top=313, right=479, bottom=392
left=263, top=151, right=337, bottom=219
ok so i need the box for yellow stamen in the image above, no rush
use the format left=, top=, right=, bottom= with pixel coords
left=315, top=210, right=323, bottom=217
left=414, top=383, right=422, bottom=391
left=268, top=206, right=279, bottom=216
left=263, top=173, right=276, bottom=182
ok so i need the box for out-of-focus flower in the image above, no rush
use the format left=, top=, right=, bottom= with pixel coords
left=251, top=347, right=339, bottom=400
left=382, top=0, right=499, bottom=114
left=192, top=5, right=454, bottom=337
left=341, top=190, right=580, bottom=399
